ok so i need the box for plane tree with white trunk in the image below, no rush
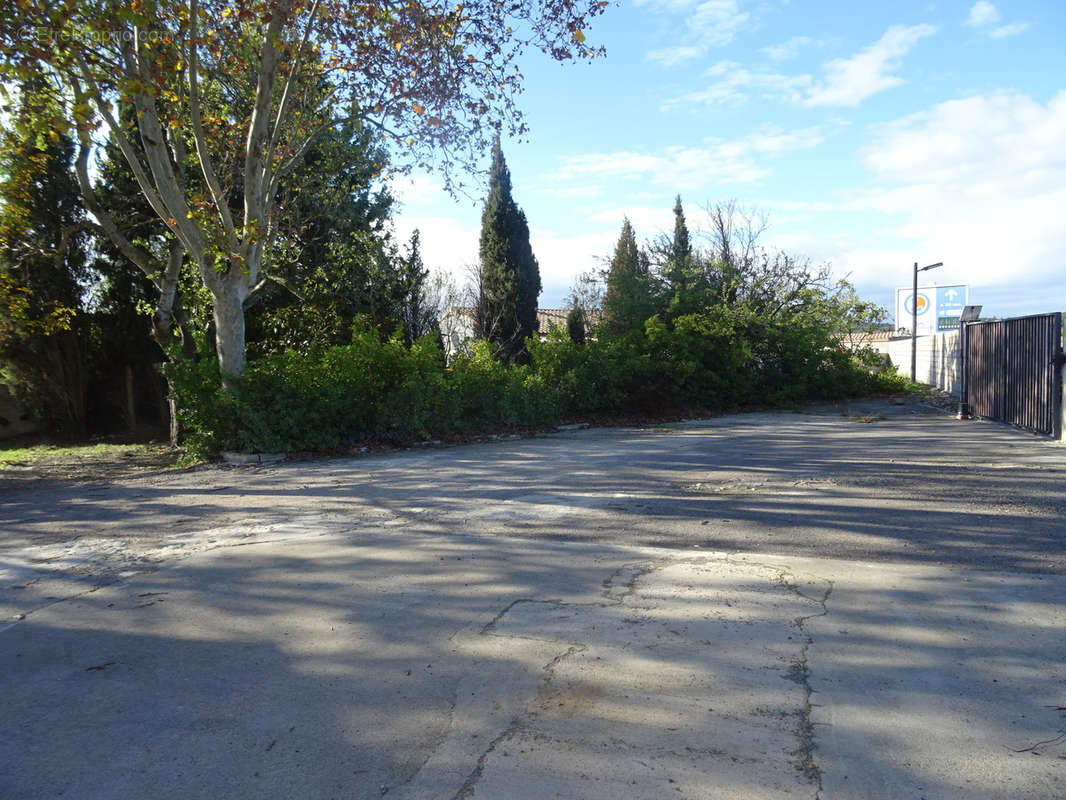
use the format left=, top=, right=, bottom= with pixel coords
left=0, top=0, right=607, bottom=386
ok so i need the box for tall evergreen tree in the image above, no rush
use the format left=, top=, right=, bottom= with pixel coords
left=665, top=195, right=691, bottom=288
left=396, top=230, right=435, bottom=346
left=566, top=306, right=587, bottom=345
left=475, top=139, right=541, bottom=363
left=602, top=218, right=655, bottom=335
left=245, top=120, right=397, bottom=352
left=663, top=195, right=705, bottom=316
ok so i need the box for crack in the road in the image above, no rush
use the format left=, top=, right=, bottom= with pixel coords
left=383, top=675, right=462, bottom=798
left=773, top=568, right=834, bottom=799
left=448, top=717, right=523, bottom=800
left=438, top=575, right=624, bottom=798
left=479, top=597, right=564, bottom=635
left=479, top=562, right=660, bottom=639
left=725, top=555, right=834, bottom=798
left=600, top=562, right=656, bottom=606
left=452, top=644, right=590, bottom=798
left=539, top=644, right=588, bottom=690
left=0, top=575, right=141, bottom=632
left=395, top=594, right=599, bottom=799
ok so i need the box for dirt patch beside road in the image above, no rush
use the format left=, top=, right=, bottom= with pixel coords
left=0, top=440, right=179, bottom=483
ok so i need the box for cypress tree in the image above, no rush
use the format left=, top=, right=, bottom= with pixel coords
left=566, top=306, right=586, bottom=345
left=476, top=139, right=541, bottom=363
left=602, top=218, right=654, bottom=335
left=668, top=195, right=692, bottom=282
left=664, top=195, right=697, bottom=313
left=397, top=229, right=431, bottom=346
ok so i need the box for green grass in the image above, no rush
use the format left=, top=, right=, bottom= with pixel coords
left=901, top=380, right=938, bottom=395
left=0, top=440, right=176, bottom=470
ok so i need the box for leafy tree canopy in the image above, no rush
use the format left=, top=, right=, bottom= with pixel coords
left=0, top=105, right=91, bottom=429
left=0, top=0, right=607, bottom=380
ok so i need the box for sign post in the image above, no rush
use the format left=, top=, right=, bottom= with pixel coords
left=908, top=263, right=943, bottom=382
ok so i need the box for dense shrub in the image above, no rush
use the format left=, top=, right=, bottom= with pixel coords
left=165, top=196, right=905, bottom=456
left=168, top=310, right=900, bottom=457
left=165, top=352, right=236, bottom=459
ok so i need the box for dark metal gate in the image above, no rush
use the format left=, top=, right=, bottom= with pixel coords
left=961, top=312, right=1064, bottom=437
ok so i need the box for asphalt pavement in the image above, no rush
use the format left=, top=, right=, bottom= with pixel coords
left=2, top=398, right=1064, bottom=799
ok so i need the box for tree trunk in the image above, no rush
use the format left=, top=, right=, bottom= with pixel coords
left=212, top=278, right=248, bottom=388
left=177, top=308, right=198, bottom=361
left=168, top=393, right=179, bottom=448
left=147, top=299, right=193, bottom=451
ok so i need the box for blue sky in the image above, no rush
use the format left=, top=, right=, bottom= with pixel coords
left=391, top=0, right=1066, bottom=322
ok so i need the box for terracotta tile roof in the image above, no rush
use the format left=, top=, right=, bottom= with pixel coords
left=445, top=307, right=601, bottom=337
left=536, top=308, right=602, bottom=335
left=839, top=330, right=903, bottom=344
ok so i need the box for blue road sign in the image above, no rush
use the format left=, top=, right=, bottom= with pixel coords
left=935, top=285, right=967, bottom=331
left=896, top=284, right=968, bottom=334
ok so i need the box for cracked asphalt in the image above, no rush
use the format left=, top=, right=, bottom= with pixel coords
left=2, top=398, right=1065, bottom=799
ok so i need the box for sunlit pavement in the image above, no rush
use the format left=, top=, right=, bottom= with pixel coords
left=2, top=399, right=1064, bottom=799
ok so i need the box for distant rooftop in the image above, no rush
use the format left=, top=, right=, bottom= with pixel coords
left=534, top=308, right=602, bottom=335
left=445, top=307, right=602, bottom=336
left=840, top=330, right=905, bottom=344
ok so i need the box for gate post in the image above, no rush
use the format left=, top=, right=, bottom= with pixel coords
left=1056, top=312, right=1065, bottom=441
left=958, top=321, right=970, bottom=419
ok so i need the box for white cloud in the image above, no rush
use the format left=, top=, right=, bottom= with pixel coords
left=804, top=24, right=936, bottom=108
left=667, top=25, right=934, bottom=109
left=863, top=91, right=1066, bottom=187
left=536, top=185, right=603, bottom=200
left=553, top=127, right=824, bottom=190
left=389, top=173, right=479, bottom=289
left=966, top=1, right=1000, bottom=27
left=766, top=199, right=837, bottom=214
left=558, top=152, right=671, bottom=179
left=644, top=0, right=750, bottom=66
left=989, top=21, right=1029, bottom=39
left=634, top=0, right=698, bottom=10
left=664, top=60, right=810, bottom=107
left=529, top=228, right=619, bottom=302
left=393, top=213, right=478, bottom=285
left=689, top=0, right=748, bottom=41
left=532, top=206, right=697, bottom=303
left=389, top=173, right=444, bottom=208
left=841, top=91, right=1066, bottom=298
left=744, top=127, right=825, bottom=154
left=761, top=36, right=814, bottom=63
left=647, top=45, right=704, bottom=67
left=965, top=2, right=1028, bottom=39
left=390, top=215, right=620, bottom=307
left=586, top=205, right=677, bottom=235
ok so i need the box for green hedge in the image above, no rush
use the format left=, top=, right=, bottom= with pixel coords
left=168, top=315, right=904, bottom=458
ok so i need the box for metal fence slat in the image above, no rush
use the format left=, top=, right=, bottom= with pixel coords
left=961, top=312, right=1063, bottom=436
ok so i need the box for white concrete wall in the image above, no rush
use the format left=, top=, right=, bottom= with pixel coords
left=869, top=332, right=961, bottom=396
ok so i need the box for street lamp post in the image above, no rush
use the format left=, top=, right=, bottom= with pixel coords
left=911, top=261, right=944, bottom=382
